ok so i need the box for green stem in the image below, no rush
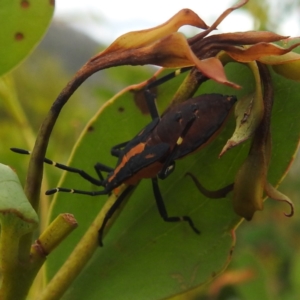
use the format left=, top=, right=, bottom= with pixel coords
left=41, top=214, right=77, bottom=253
left=0, top=216, right=21, bottom=300
left=0, top=215, right=39, bottom=300
left=37, top=185, right=134, bottom=300
left=0, top=213, right=77, bottom=300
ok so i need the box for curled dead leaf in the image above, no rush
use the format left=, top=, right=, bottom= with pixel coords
left=201, top=31, right=288, bottom=46
left=141, top=32, right=240, bottom=88
left=223, top=42, right=300, bottom=63
left=185, top=172, right=233, bottom=199
left=233, top=149, right=265, bottom=220
left=265, top=182, right=294, bottom=217
left=96, top=9, right=208, bottom=57
left=189, top=0, right=250, bottom=42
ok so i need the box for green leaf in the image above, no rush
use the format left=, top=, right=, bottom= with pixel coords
left=220, top=61, right=264, bottom=156
left=0, top=163, right=39, bottom=300
left=45, top=62, right=300, bottom=300
left=0, top=0, right=54, bottom=76
left=0, top=163, right=38, bottom=228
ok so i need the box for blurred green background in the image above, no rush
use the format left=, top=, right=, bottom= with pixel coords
left=1, top=0, right=300, bottom=299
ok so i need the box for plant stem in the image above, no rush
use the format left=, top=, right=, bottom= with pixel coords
left=37, top=185, right=134, bottom=300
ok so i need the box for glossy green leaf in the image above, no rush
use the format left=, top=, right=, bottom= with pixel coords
left=0, top=163, right=39, bottom=299
left=0, top=163, right=38, bottom=229
left=45, top=62, right=300, bottom=300
left=0, top=0, right=54, bottom=76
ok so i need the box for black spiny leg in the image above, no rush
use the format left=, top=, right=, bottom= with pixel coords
left=94, top=163, right=114, bottom=181
left=144, top=88, right=160, bottom=120
left=44, top=160, right=114, bottom=195
left=98, top=185, right=136, bottom=246
left=110, top=141, right=129, bottom=157
left=45, top=187, right=110, bottom=196
left=144, top=67, right=192, bottom=120
left=151, top=177, right=200, bottom=234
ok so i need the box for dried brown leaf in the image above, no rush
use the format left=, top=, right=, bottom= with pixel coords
left=141, top=32, right=240, bottom=88
left=190, top=0, right=250, bottom=42
left=265, top=182, right=294, bottom=217
left=224, top=42, right=300, bottom=62
left=233, top=148, right=265, bottom=220
left=98, top=9, right=208, bottom=56
left=199, top=31, right=288, bottom=46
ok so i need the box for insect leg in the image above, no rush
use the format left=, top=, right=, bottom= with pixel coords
left=151, top=177, right=200, bottom=234
left=98, top=185, right=136, bottom=246
left=146, top=67, right=192, bottom=91
left=44, top=163, right=115, bottom=195
left=45, top=187, right=110, bottom=196
left=144, top=88, right=160, bottom=120
left=110, top=141, right=129, bottom=157
left=144, top=67, right=192, bottom=120
left=94, top=163, right=114, bottom=181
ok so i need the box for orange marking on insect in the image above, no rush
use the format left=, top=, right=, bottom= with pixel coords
left=108, top=143, right=146, bottom=183
left=124, top=161, right=163, bottom=185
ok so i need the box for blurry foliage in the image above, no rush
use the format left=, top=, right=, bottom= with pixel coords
left=224, top=164, right=300, bottom=300
left=243, top=0, right=300, bottom=31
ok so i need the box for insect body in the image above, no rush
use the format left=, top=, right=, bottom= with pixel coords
left=12, top=93, right=236, bottom=245
left=107, top=94, right=237, bottom=186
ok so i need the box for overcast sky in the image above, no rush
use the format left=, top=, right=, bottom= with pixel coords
left=54, top=0, right=254, bottom=44
left=54, top=0, right=299, bottom=45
